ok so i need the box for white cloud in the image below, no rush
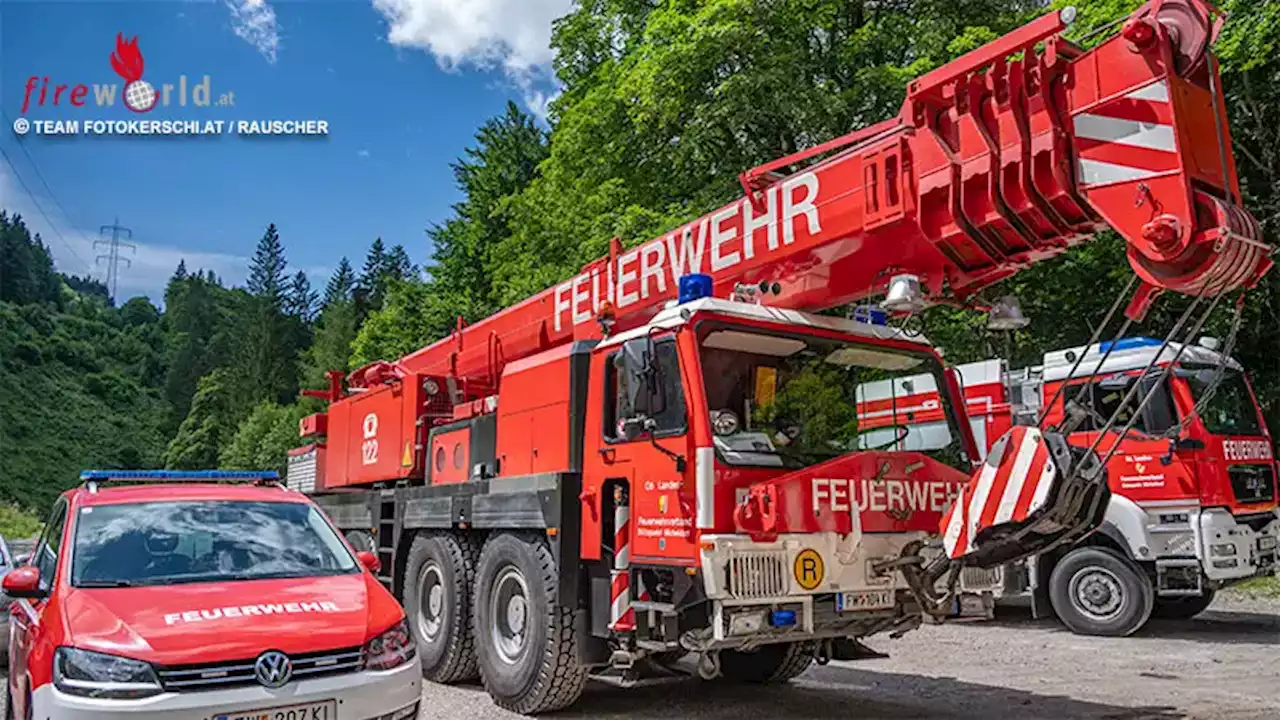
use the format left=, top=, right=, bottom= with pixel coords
left=226, top=0, right=281, bottom=63
left=357, top=149, right=370, bottom=158
left=0, top=160, right=328, bottom=305
left=371, top=0, right=571, bottom=118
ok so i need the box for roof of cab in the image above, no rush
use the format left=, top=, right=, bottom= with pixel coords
left=67, top=480, right=306, bottom=507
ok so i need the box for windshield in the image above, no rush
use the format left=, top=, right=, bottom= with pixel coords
left=697, top=324, right=969, bottom=471
left=1185, top=368, right=1262, bottom=437
left=71, top=500, right=359, bottom=588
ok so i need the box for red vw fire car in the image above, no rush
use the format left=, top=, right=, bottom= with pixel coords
left=3, top=471, right=421, bottom=720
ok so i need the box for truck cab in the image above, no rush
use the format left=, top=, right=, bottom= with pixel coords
left=869, top=337, right=1279, bottom=636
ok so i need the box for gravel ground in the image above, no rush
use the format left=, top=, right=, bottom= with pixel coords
left=3, top=596, right=1275, bottom=719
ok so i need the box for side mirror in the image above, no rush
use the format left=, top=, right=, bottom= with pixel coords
left=13, top=554, right=28, bottom=567
left=2, top=566, right=44, bottom=599
left=621, top=337, right=666, bottom=418
left=356, top=551, right=381, bottom=575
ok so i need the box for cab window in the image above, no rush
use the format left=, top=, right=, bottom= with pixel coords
left=603, top=339, right=687, bottom=441
left=33, top=499, right=68, bottom=591
left=1070, top=374, right=1176, bottom=435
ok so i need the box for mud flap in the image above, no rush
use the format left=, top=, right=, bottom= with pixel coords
left=941, top=427, right=1109, bottom=569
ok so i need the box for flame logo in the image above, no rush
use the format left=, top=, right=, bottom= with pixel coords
left=110, top=33, right=145, bottom=83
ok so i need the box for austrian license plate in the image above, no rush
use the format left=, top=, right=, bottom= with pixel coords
left=835, top=589, right=895, bottom=612
left=214, top=700, right=337, bottom=720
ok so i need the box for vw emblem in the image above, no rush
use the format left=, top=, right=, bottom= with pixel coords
left=254, top=651, right=293, bottom=689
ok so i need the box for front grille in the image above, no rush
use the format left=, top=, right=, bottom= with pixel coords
left=1228, top=464, right=1276, bottom=505
left=725, top=550, right=787, bottom=599
left=156, top=646, right=362, bottom=692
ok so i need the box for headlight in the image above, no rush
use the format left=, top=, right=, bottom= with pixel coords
left=1210, top=543, right=1237, bottom=557
left=362, top=618, right=415, bottom=671
left=53, top=647, right=162, bottom=699
left=711, top=410, right=740, bottom=436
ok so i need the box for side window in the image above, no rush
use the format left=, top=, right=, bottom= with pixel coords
left=1077, top=375, right=1175, bottom=435
left=34, top=500, right=68, bottom=590
left=603, top=340, right=688, bottom=441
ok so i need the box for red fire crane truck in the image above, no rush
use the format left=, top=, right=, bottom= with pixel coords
left=859, top=336, right=1278, bottom=636
left=287, top=1, right=1272, bottom=713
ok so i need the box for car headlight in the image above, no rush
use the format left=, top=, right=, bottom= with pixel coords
left=53, top=647, right=162, bottom=699
left=711, top=410, right=740, bottom=436
left=362, top=618, right=415, bottom=671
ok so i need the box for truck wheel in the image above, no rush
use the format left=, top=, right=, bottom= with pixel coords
left=718, top=642, right=814, bottom=683
left=1049, top=547, right=1153, bottom=637
left=1153, top=589, right=1216, bottom=620
left=402, top=533, right=480, bottom=683
left=473, top=533, right=588, bottom=714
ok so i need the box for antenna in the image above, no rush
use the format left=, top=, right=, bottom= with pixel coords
left=96, top=217, right=136, bottom=303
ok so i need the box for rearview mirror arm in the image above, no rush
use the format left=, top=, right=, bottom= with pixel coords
left=643, top=417, right=687, bottom=473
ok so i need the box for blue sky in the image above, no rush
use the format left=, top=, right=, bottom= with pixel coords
left=0, top=0, right=569, bottom=304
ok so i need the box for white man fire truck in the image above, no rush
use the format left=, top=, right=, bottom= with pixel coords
left=859, top=335, right=1277, bottom=636
left=286, top=1, right=1272, bottom=713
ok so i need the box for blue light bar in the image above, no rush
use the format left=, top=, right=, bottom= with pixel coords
left=80, top=470, right=280, bottom=482
left=769, top=609, right=797, bottom=627
left=1097, top=337, right=1161, bottom=353
left=678, top=273, right=714, bottom=303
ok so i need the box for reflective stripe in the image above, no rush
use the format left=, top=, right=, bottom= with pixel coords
left=1073, top=114, right=1176, bottom=153
left=1077, top=158, right=1162, bottom=185
left=993, top=434, right=1038, bottom=524
left=696, top=447, right=715, bottom=528
left=1124, top=79, right=1169, bottom=103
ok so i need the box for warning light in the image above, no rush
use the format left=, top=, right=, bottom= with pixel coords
left=678, top=274, right=713, bottom=303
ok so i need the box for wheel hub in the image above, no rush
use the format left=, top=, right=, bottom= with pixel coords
left=491, top=565, right=531, bottom=665
left=1072, top=567, right=1124, bottom=620
left=416, top=562, right=445, bottom=642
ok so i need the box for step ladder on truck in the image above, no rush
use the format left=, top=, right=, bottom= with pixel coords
left=859, top=336, right=1278, bottom=636
left=285, top=1, right=1272, bottom=713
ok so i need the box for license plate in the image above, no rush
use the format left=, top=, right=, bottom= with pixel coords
left=835, top=589, right=895, bottom=612
left=214, top=700, right=337, bottom=720
left=1259, top=536, right=1277, bottom=551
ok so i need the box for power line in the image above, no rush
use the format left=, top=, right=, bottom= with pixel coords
left=0, top=143, right=93, bottom=273
left=96, top=218, right=136, bottom=303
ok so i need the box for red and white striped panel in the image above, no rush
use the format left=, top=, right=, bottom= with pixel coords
left=609, top=500, right=634, bottom=632
left=1073, top=79, right=1178, bottom=187
left=941, top=426, right=1058, bottom=559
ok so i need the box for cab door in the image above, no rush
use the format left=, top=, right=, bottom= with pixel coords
left=11, top=498, right=67, bottom=717
left=583, top=335, right=698, bottom=565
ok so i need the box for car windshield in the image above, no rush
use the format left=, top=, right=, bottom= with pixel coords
left=1185, top=367, right=1262, bottom=437
left=698, top=324, right=969, bottom=471
left=71, top=500, right=358, bottom=588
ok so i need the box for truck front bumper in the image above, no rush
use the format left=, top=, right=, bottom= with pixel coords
left=1199, top=508, right=1280, bottom=583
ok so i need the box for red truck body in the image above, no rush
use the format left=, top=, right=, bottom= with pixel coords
left=288, top=1, right=1273, bottom=712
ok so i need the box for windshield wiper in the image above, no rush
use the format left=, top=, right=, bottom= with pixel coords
left=75, top=579, right=138, bottom=588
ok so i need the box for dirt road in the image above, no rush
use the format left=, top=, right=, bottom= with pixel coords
left=3, top=596, right=1276, bottom=719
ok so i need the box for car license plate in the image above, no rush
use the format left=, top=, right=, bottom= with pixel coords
left=214, top=700, right=337, bottom=720
left=835, top=589, right=895, bottom=612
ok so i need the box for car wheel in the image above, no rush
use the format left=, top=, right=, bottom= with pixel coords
left=718, top=642, right=814, bottom=683
left=402, top=532, right=479, bottom=683
left=1153, top=589, right=1216, bottom=620
left=1049, top=547, right=1153, bottom=637
left=473, top=533, right=587, bottom=714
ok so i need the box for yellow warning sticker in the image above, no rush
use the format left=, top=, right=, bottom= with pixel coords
left=401, top=441, right=412, bottom=467
left=793, top=548, right=824, bottom=590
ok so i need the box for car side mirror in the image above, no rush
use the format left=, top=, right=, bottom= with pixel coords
left=3, top=566, right=44, bottom=599
left=13, top=553, right=28, bottom=567
left=356, top=551, right=381, bottom=575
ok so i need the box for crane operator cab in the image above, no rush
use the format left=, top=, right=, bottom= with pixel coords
left=585, top=276, right=1109, bottom=655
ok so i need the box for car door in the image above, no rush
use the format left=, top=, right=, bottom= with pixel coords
left=11, top=499, right=67, bottom=717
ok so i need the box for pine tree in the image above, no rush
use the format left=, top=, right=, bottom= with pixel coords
left=324, top=257, right=356, bottom=307
left=165, top=369, right=236, bottom=469
left=385, top=245, right=416, bottom=283
left=173, top=260, right=188, bottom=281
left=247, top=223, right=288, bottom=310
left=355, top=238, right=389, bottom=316
left=287, top=270, right=318, bottom=323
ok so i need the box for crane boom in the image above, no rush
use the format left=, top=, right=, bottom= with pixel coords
left=350, top=1, right=1268, bottom=398
left=332, top=0, right=1268, bottom=466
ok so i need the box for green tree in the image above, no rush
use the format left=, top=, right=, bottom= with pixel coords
left=229, top=223, right=299, bottom=412
left=324, top=257, right=356, bottom=307
left=0, top=213, right=61, bottom=305
left=287, top=270, right=319, bottom=323
left=165, top=368, right=236, bottom=470
left=220, top=401, right=312, bottom=474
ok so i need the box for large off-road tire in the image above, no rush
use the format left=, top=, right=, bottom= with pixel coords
left=473, top=533, right=588, bottom=714
left=1049, top=547, right=1154, bottom=637
left=402, top=532, right=480, bottom=683
left=1153, top=588, right=1216, bottom=620
left=718, top=642, right=814, bottom=683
